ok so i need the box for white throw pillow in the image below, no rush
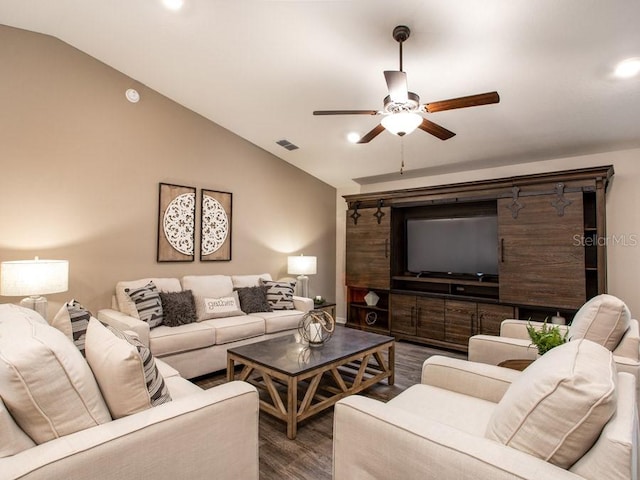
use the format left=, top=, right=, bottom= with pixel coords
left=570, top=294, right=631, bottom=350
left=485, top=339, right=617, bottom=468
left=194, top=291, right=246, bottom=321
left=0, top=310, right=111, bottom=444
left=0, top=396, right=35, bottom=458
left=85, top=318, right=171, bottom=419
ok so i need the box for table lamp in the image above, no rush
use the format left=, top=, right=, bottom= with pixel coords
left=0, top=257, right=69, bottom=319
left=287, top=255, right=317, bottom=298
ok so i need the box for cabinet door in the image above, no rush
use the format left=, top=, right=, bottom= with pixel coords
left=498, top=192, right=585, bottom=310
left=390, top=294, right=416, bottom=335
left=416, top=297, right=445, bottom=341
left=477, top=303, right=515, bottom=336
left=444, top=300, right=475, bottom=346
left=346, top=206, right=390, bottom=290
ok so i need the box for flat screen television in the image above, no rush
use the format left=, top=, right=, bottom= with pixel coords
left=406, top=215, right=499, bottom=276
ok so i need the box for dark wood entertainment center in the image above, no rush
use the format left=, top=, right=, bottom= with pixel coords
left=344, top=166, right=613, bottom=352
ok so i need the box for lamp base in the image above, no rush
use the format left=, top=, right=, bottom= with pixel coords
left=20, top=295, right=48, bottom=320
left=296, top=275, right=309, bottom=298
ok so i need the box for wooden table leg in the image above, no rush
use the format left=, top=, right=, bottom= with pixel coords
left=388, top=342, right=395, bottom=385
left=227, top=356, right=235, bottom=382
left=287, top=375, right=298, bottom=440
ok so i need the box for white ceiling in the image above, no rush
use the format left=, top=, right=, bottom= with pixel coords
left=2, top=0, right=640, bottom=189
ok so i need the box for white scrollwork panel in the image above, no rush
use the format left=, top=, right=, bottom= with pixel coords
left=163, top=192, right=195, bottom=255
left=201, top=195, right=229, bottom=255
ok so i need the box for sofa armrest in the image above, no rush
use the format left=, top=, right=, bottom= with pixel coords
left=97, top=309, right=150, bottom=347
left=420, top=356, right=520, bottom=403
left=333, top=395, right=582, bottom=480
left=0, top=381, right=259, bottom=480
left=468, top=334, right=539, bottom=366
left=613, top=319, right=640, bottom=361
left=293, top=296, right=313, bottom=312
left=499, top=319, right=569, bottom=340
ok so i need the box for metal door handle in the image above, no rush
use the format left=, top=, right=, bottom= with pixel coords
left=500, top=238, right=505, bottom=262
left=385, top=238, right=389, bottom=258
left=410, top=306, right=415, bottom=326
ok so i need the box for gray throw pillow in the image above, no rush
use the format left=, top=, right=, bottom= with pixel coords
left=237, top=286, right=273, bottom=314
left=159, top=290, right=197, bottom=327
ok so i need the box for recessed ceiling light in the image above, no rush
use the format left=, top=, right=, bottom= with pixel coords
left=347, top=132, right=361, bottom=144
left=614, top=57, right=640, bottom=78
left=162, top=0, right=184, bottom=11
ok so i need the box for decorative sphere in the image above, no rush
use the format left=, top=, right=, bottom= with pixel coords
left=298, top=310, right=335, bottom=346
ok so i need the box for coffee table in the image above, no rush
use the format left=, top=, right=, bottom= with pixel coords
left=227, top=327, right=394, bottom=439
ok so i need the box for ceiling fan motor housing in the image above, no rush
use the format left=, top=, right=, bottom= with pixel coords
left=383, top=91, right=421, bottom=113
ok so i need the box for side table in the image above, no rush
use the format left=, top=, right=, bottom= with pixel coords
left=312, top=301, right=336, bottom=319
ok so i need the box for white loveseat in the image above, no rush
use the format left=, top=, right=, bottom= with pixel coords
left=97, top=273, right=313, bottom=378
left=0, top=304, right=259, bottom=480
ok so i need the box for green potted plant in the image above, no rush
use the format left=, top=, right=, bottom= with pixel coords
left=527, top=319, right=569, bottom=355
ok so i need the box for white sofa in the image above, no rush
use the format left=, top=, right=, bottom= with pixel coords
left=334, top=343, right=638, bottom=480
left=97, top=273, right=313, bottom=379
left=0, top=304, right=259, bottom=480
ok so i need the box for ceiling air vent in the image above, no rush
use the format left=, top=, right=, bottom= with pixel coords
left=276, top=139, right=299, bottom=151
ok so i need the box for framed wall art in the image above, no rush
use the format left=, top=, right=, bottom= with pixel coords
left=200, top=189, right=232, bottom=261
left=157, top=183, right=196, bottom=262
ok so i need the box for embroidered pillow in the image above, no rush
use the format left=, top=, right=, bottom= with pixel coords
left=159, top=290, right=197, bottom=327
left=262, top=280, right=296, bottom=310
left=236, top=286, right=272, bottom=314
left=50, top=299, right=91, bottom=356
left=195, top=291, right=246, bottom=321
left=85, top=318, right=171, bottom=419
left=125, top=281, right=164, bottom=328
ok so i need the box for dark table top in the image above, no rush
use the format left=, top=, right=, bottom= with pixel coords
left=227, top=326, right=394, bottom=376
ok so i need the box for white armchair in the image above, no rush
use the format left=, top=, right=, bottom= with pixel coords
left=333, top=342, right=638, bottom=480
left=468, top=295, right=640, bottom=401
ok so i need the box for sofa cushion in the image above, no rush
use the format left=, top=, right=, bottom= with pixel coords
left=231, top=273, right=272, bottom=289
left=85, top=319, right=171, bottom=419
left=205, top=315, right=265, bottom=345
left=570, top=294, right=631, bottom=351
left=126, top=281, right=164, bottom=328
left=0, top=307, right=111, bottom=444
left=0, top=396, right=36, bottom=458
left=150, top=322, right=217, bottom=356
left=182, top=275, right=234, bottom=299
left=160, top=290, right=197, bottom=327
left=485, top=339, right=617, bottom=468
left=389, top=383, right=497, bottom=437
left=194, top=291, right=245, bottom=321
left=262, top=280, right=296, bottom=310
left=50, top=299, right=91, bottom=356
left=116, top=278, right=182, bottom=318
left=237, top=286, right=272, bottom=314
left=251, top=310, right=305, bottom=334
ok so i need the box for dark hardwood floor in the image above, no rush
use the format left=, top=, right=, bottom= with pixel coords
left=193, top=340, right=465, bottom=480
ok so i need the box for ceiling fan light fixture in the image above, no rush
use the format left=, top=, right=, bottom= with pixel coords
left=381, top=112, right=422, bottom=136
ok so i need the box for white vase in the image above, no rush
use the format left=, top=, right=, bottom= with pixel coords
left=364, top=291, right=379, bottom=307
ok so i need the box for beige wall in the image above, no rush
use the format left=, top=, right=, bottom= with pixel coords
left=335, top=148, right=640, bottom=320
left=0, top=25, right=336, bottom=317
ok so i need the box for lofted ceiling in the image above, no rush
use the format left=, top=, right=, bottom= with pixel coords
left=1, top=0, right=639, bottom=189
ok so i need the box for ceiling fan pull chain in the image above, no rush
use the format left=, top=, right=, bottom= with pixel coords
left=400, top=137, right=405, bottom=175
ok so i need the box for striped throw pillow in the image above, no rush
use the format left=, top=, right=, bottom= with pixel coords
left=50, top=299, right=91, bottom=357
left=262, top=280, right=296, bottom=310
left=125, top=281, right=164, bottom=328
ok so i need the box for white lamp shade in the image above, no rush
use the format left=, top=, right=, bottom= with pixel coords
left=381, top=112, right=423, bottom=136
left=0, top=259, right=69, bottom=296
left=287, top=255, right=317, bottom=275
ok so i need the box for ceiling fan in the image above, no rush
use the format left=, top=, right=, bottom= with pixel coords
left=313, top=25, right=500, bottom=143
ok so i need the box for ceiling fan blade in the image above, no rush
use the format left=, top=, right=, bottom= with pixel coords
left=418, top=118, right=456, bottom=140
left=357, top=124, right=386, bottom=144
left=313, top=110, right=379, bottom=115
left=425, top=91, right=500, bottom=113
left=384, top=71, right=408, bottom=103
